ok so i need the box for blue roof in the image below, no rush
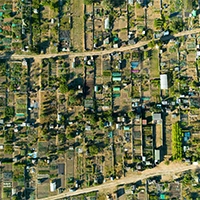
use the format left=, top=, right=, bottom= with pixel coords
left=184, top=132, right=191, bottom=137
left=131, top=62, right=139, bottom=69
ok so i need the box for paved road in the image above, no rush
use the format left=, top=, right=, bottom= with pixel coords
left=39, top=163, right=199, bottom=200
left=1, top=28, right=200, bottom=61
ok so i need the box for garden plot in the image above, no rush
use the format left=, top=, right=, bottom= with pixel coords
left=186, top=65, right=197, bottom=79
left=155, top=123, right=163, bottom=148
left=74, top=153, right=85, bottom=181
left=143, top=126, right=153, bottom=158
left=113, top=16, right=128, bottom=41
left=13, top=164, right=24, bottom=188
left=150, top=50, right=160, bottom=78
left=37, top=178, right=49, bottom=199
left=150, top=80, right=160, bottom=102
left=85, top=4, right=94, bottom=50
left=59, top=1, right=71, bottom=52
left=15, top=93, right=27, bottom=119
left=38, top=141, right=48, bottom=157
left=40, top=91, right=57, bottom=123
left=66, top=149, right=74, bottom=182
left=120, top=88, right=132, bottom=112
left=0, top=66, right=6, bottom=117
left=128, top=4, right=135, bottom=31
left=9, top=62, right=27, bottom=92
left=135, top=3, right=145, bottom=34
left=71, top=0, right=84, bottom=51
left=147, top=6, right=161, bottom=30
left=95, top=56, right=102, bottom=77
left=40, top=5, right=51, bottom=53
left=30, top=61, right=40, bottom=90
left=132, top=84, right=140, bottom=98
left=104, top=149, right=114, bottom=178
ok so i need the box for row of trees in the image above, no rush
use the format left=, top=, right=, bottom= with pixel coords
left=172, top=122, right=183, bottom=160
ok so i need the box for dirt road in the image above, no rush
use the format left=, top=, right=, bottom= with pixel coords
left=2, top=28, right=200, bottom=61
left=38, top=162, right=199, bottom=200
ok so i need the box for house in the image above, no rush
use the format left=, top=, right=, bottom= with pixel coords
left=160, top=74, right=168, bottom=90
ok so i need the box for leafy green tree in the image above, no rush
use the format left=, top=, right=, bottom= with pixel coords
left=5, top=107, right=15, bottom=120
left=59, top=84, right=68, bottom=94
left=169, top=18, right=184, bottom=33
left=89, top=145, right=98, bottom=155
left=128, top=111, right=135, bottom=118
left=84, top=0, right=95, bottom=4
left=68, top=96, right=77, bottom=105
left=148, top=40, right=155, bottom=48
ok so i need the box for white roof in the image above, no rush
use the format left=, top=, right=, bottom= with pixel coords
left=105, top=18, right=109, bottom=29
left=160, top=74, right=168, bottom=89
left=50, top=182, right=56, bottom=192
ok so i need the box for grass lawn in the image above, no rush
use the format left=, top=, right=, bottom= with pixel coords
left=150, top=50, right=160, bottom=78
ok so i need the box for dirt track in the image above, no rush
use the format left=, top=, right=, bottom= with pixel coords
left=1, top=28, right=200, bottom=61
left=39, top=162, right=199, bottom=200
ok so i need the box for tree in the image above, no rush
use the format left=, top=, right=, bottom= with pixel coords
left=5, top=106, right=15, bottom=120
left=68, top=96, right=77, bottom=105
left=169, top=18, right=184, bottom=33
left=102, top=0, right=112, bottom=9
left=148, top=40, right=155, bottom=48
left=84, top=0, right=95, bottom=4
left=128, top=111, right=135, bottom=119
left=59, top=84, right=68, bottom=94
left=89, top=145, right=99, bottom=155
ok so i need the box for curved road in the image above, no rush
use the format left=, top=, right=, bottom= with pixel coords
left=39, top=163, right=199, bottom=200
left=1, top=28, right=200, bottom=61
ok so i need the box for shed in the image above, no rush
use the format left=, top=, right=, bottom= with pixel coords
left=94, top=85, right=98, bottom=92
left=58, top=163, right=65, bottom=175
left=160, top=194, right=166, bottom=199
left=112, top=72, right=121, bottom=77
left=112, top=77, right=121, bottom=81
left=153, top=113, right=161, bottom=121
left=124, top=126, right=130, bottom=131
left=128, top=0, right=134, bottom=4
left=50, top=181, right=56, bottom=192
left=160, top=74, right=168, bottom=89
left=113, top=86, right=120, bottom=91
left=154, top=149, right=160, bottom=163
left=130, top=61, right=139, bottom=69
left=192, top=10, right=197, bottom=17
left=105, top=17, right=109, bottom=30
left=113, top=93, right=120, bottom=98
